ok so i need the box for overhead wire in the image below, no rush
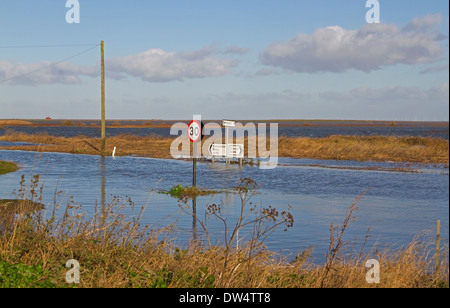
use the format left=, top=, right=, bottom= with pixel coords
left=0, top=44, right=100, bottom=84
left=0, top=43, right=99, bottom=49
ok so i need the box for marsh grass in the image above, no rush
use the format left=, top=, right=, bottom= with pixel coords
left=0, top=160, right=19, bottom=175
left=277, top=135, right=449, bottom=164
left=0, top=131, right=175, bottom=158
left=1, top=131, right=448, bottom=164
left=159, top=184, right=221, bottom=199
left=0, top=174, right=448, bottom=288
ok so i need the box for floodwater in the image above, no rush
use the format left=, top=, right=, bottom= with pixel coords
left=0, top=147, right=448, bottom=264
left=1, top=121, right=449, bottom=139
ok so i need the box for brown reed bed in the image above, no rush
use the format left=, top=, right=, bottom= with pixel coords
left=0, top=131, right=449, bottom=164
left=278, top=135, right=449, bottom=164
left=0, top=131, right=173, bottom=159
left=0, top=131, right=448, bottom=165
left=0, top=175, right=448, bottom=288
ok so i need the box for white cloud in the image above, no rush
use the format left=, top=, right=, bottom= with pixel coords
left=261, top=15, right=446, bottom=73
left=223, top=45, right=249, bottom=55
left=0, top=60, right=98, bottom=85
left=0, top=45, right=244, bottom=86
left=106, top=45, right=239, bottom=82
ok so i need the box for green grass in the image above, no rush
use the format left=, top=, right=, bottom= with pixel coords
left=0, top=161, right=19, bottom=175
left=0, top=259, right=58, bottom=288
left=160, top=184, right=220, bottom=199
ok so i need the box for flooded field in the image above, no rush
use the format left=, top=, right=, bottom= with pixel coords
left=0, top=120, right=449, bottom=139
left=0, top=147, right=448, bottom=264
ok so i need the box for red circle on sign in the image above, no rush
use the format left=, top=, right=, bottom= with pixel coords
left=188, top=120, right=201, bottom=143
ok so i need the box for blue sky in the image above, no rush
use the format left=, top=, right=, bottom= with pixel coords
left=0, top=0, right=448, bottom=120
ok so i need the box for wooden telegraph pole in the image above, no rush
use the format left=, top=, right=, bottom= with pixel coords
left=101, top=40, right=106, bottom=154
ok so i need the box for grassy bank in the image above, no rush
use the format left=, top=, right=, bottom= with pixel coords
left=0, top=131, right=448, bottom=164
left=0, top=132, right=173, bottom=158
left=0, top=160, right=19, bottom=175
left=278, top=135, right=449, bottom=164
left=0, top=176, right=448, bottom=288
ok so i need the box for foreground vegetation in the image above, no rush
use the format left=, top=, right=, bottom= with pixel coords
left=0, top=131, right=448, bottom=164
left=0, top=176, right=448, bottom=288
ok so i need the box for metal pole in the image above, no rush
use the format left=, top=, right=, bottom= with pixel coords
left=225, top=126, right=229, bottom=166
left=192, top=115, right=201, bottom=187
left=101, top=40, right=106, bottom=154
left=193, top=142, right=197, bottom=187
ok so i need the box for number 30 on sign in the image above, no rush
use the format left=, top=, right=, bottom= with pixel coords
left=188, top=120, right=202, bottom=143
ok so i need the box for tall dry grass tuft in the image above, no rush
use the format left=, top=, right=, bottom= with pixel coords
left=319, top=193, right=363, bottom=288
left=178, top=177, right=294, bottom=287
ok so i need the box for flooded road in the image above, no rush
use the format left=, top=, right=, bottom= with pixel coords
left=1, top=149, right=448, bottom=263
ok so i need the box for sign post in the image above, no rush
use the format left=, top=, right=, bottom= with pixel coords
left=221, top=120, right=235, bottom=166
left=188, top=117, right=202, bottom=188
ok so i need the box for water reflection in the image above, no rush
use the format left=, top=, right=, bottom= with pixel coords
left=100, top=156, right=107, bottom=218
left=192, top=198, right=197, bottom=242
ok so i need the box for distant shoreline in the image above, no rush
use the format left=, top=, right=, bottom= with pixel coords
left=1, top=119, right=449, bottom=129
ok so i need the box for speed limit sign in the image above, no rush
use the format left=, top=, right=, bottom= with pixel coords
left=188, top=120, right=202, bottom=143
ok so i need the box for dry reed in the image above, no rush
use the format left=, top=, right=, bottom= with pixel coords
left=1, top=131, right=448, bottom=164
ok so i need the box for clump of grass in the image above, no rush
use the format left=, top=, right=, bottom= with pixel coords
left=0, top=160, right=19, bottom=175
left=0, top=259, right=58, bottom=288
left=161, top=184, right=220, bottom=199
left=61, top=120, right=74, bottom=126
left=0, top=130, right=59, bottom=145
